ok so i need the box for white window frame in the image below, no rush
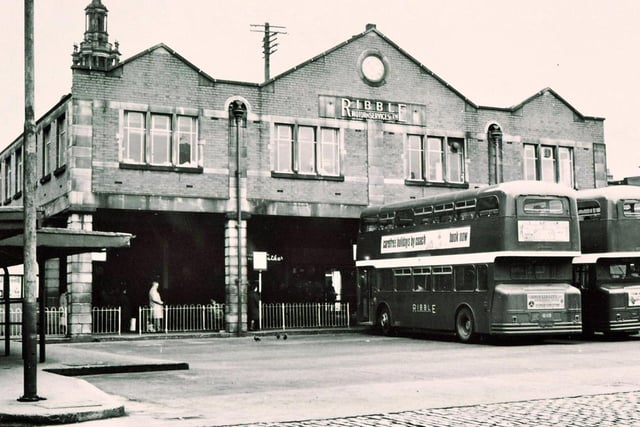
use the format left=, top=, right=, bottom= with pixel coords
left=407, top=134, right=423, bottom=180
left=123, top=111, right=145, bottom=163
left=274, top=123, right=341, bottom=177
left=150, top=114, right=172, bottom=165
left=523, top=144, right=574, bottom=187
left=176, top=116, right=197, bottom=166
left=319, top=128, right=339, bottom=176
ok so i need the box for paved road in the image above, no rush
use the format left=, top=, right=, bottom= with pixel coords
left=47, top=332, right=640, bottom=426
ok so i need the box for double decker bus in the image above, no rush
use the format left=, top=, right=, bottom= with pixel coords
left=355, top=181, right=582, bottom=342
left=573, top=185, right=640, bottom=336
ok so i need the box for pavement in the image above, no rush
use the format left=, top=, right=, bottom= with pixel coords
left=0, top=332, right=215, bottom=425
left=0, top=329, right=355, bottom=425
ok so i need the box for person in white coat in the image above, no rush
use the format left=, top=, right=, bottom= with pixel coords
left=148, top=280, right=164, bottom=332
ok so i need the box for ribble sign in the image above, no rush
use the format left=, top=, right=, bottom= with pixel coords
left=318, top=95, right=426, bottom=125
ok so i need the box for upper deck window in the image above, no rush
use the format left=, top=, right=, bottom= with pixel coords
left=578, top=200, right=601, bottom=221
left=477, top=195, right=500, bottom=217
left=622, top=200, right=640, bottom=218
left=522, top=197, right=566, bottom=216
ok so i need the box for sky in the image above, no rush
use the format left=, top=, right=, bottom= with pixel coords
left=0, top=0, right=639, bottom=179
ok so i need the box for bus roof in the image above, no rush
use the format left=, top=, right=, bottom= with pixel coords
left=360, top=180, right=577, bottom=217
left=576, top=185, right=640, bottom=202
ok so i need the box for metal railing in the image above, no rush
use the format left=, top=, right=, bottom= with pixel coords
left=261, top=302, right=350, bottom=331
left=92, top=306, right=121, bottom=335
left=138, top=303, right=225, bottom=335
left=0, top=306, right=67, bottom=338
left=2, top=302, right=350, bottom=337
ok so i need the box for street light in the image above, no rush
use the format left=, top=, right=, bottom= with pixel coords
left=230, top=101, right=246, bottom=337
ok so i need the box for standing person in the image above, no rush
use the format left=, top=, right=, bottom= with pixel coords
left=248, top=282, right=260, bottom=331
left=148, top=279, right=164, bottom=332
left=59, top=289, right=69, bottom=336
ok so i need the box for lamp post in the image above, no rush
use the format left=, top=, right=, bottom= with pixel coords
left=230, top=101, right=246, bottom=336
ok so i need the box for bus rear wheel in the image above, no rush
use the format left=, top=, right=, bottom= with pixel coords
left=455, top=306, right=475, bottom=343
left=377, top=307, right=392, bottom=336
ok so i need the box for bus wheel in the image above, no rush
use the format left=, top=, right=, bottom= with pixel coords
left=377, top=307, right=392, bottom=336
left=455, top=307, right=475, bottom=343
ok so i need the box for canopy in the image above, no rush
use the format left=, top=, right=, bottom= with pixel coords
left=0, top=227, right=133, bottom=267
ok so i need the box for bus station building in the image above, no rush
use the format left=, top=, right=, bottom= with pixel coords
left=0, top=0, right=606, bottom=335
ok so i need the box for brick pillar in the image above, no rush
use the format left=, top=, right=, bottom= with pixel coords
left=67, top=213, right=94, bottom=336
left=224, top=218, right=247, bottom=334
left=367, top=120, right=385, bottom=206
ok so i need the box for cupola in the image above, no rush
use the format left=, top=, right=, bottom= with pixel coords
left=71, top=0, right=120, bottom=71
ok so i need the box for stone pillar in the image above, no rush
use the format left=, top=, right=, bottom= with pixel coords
left=224, top=218, right=247, bottom=334
left=67, top=213, right=94, bottom=336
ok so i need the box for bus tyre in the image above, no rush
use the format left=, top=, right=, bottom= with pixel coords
left=455, top=306, right=475, bottom=343
left=377, top=307, right=392, bottom=336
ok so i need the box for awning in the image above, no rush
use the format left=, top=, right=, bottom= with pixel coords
left=0, top=227, right=133, bottom=267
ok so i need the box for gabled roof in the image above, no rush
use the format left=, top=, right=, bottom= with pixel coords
left=506, top=87, right=604, bottom=121
left=112, top=43, right=259, bottom=88
left=263, top=24, right=478, bottom=108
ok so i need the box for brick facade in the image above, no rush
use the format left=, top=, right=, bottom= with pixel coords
left=0, top=4, right=606, bottom=336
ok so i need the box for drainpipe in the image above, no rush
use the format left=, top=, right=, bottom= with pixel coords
left=231, top=102, right=246, bottom=336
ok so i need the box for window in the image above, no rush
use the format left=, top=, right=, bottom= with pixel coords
left=177, top=116, right=197, bottom=166
left=407, top=135, right=423, bottom=180
left=43, top=124, right=52, bottom=176
left=523, top=144, right=574, bottom=187
left=15, top=148, right=22, bottom=195
left=523, top=145, right=537, bottom=181
left=522, top=198, right=566, bottom=215
left=406, top=135, right=465, bottom=184
left=446, top=138, right=464, bottom=183
left=123, top=111, right=199, bottom=168
left=622, top=200, right=640, bottom=218
left=393, top=268, right=412, bottom=291
left=150, top=114, right=171, bottom=165
left=427, top=137, right=443, bottom=181
left=319, top=128, right=339, bottom=175
left=456, top=265, right=476, bottom=291
left=558, top=147, right=573, bottom=187
left=124, top=111, right=145, bottom=163
left=540, top=146, right=555, bottom=182
left=578, top=200, right=601, bottom=220
left=413, top=267, right=430, bottom=291
left=432, top=266, right=453, bottom=292
left=298, top=126, right=315, bottom=174
left=56, top=114, right=66, bottom=169
left=4, top=157, right=12, bottom=200
left=274, top=123, right=340, bottom=177
left=275, top=124, right=293, bottom=173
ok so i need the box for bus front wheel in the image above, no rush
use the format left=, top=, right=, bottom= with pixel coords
left=377, top=307, right=392, bottom=336
left=455, top=306, right=475, bottom=343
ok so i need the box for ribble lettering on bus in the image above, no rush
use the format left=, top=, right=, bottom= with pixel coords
left=412, top=303, right=436, bottom=314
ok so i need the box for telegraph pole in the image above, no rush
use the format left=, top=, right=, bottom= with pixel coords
left=250, top=22, right=287, bottom=82
left=20, top=0, right=43, bottom=402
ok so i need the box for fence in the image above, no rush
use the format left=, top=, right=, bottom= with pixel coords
left=0, top=306, right=67, bottom=338
left=261, top=302, right=350, bottom=331
left=138, top=303, right=225, bottom=335
left=1, top=302, right=351, bottom=337
left=92, top=306, right=121, bottom=335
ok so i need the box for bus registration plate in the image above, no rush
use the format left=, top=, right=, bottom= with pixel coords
left=527, top=292, right=565, bottom=310
left=628, top=289, right=640, bottom=307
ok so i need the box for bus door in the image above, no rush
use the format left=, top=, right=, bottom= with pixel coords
left=357, top=268, right=373, bottom=323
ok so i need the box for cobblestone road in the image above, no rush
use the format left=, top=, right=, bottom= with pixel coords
left=248, top=391, right=640, bottom=427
